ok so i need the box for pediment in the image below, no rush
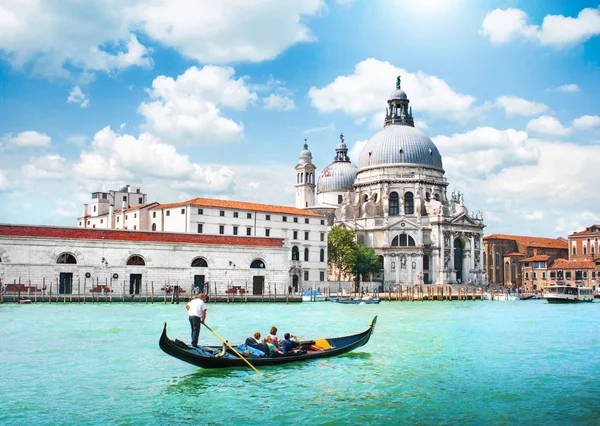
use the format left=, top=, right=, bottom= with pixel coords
left=450, top=213, right=477, bottom=226
left=384, top=218, right=420, bottom=231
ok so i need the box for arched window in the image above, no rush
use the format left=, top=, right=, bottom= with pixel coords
left=191, top=257, right=208, bottom=267
left=483, top=254, right=486, bottom=269
left=378, top=255, right=384, bottom=269
left=250, top=259, right=265, bottom=268
left=151, top=223, right=157, bottom=231
left=389, top=192, right=399, bottom=215
left=320, top=248, right=325, bottom=262
left=127, top=255, right=145, bottom=266
left=363, top=194, right=368, bottom=202
left=404, top=192, right=414, bottom=214
left=391, top=234, right=416, bottom=247
left=304, top=248, right=309, bottom=261
left=292, top=246, right=300, bottom=261
left=57, top=253, right=77, bottom=264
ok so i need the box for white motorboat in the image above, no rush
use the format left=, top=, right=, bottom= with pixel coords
left=543, top=284, right=594, bottom=304
left=302, top=289, right=327, bottom=302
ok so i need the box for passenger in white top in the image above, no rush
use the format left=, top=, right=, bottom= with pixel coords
left=185, top=293, right=207, bottom=348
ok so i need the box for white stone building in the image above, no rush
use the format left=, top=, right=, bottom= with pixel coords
left=305, top=77, right=485, bottom=286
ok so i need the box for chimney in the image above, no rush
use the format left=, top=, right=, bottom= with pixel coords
left=109, top=205, right=114, bottom=229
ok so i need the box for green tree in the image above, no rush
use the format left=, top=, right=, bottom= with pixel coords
left=327, top=226, right=357, bottom=286
left=352, top=245, right=382, bottom=290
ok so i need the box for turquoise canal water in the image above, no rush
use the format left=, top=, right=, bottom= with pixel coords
left=1, top=300, right=599, bottom=425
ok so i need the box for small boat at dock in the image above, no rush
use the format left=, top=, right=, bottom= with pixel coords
left=543, top=284, right=594, bottom=304
left=302, top=289, right=327, bottom=302
left=334, top=296, right=380, bottom=305
left=159, top=316, right=377, bottom=369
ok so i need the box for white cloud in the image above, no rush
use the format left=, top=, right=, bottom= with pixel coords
left=348, top=140, right=368, bottom=164
left=67, top=86, right=89, bottom=108
left=414, top=120, right=428, bottom=130
left=2, top=131, right=51, bottom=147
left=138, top=65, right=257, bottom=145
left=308, top=58, right=477, bottom=123
left=495, top=96, right=548, bottom=116
left=572, top=115, right=600, bottom=130
left=481, top=7, right=600, bottom=47
left=0, top=169, right=10, bottom=191
left=72, top=126, right=235, bottom=193
left=304, top=123, right=336, bottom=134
left=21, top=154, right=67, bottom=180
left=433, top=127, right=539, bottom=178
left=524, top=210, right=544, bottom=220
left=526, top=116, right=570, bottom=136
left=263, top=94, right=296, bottom=111
left=557, top=84, right=580, bottom=93
left=0, top=0, right=324, bottom=78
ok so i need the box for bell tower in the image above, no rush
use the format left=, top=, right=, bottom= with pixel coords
left=295, top=140, right=316, bottom=209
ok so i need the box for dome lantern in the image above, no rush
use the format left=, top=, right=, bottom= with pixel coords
left=385, top=76, right=414, bottom=128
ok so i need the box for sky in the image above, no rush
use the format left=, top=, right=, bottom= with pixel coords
left=1, top=0, right=599, bottom=238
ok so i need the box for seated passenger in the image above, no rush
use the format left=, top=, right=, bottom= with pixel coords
left=263, top=336, right=282, bottom=357
left=281, top=333, right=300, bottom=354
left=245, top=332, right=268, bottom=355
left=269, top=326, right=280, bottom=346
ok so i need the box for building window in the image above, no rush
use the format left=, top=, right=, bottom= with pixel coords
left=389, top=192, right=399, bottom=215
left=116, top=218, right=119, bottom=223
left=305, top=218, right=309, bottom=224
left=219, top=225, right=224, bottom=235
left=338, top=195, right=343, bottom=204
left=321, top=220, right=325, bottom=225
left=391, top=234, right=416, bottom=247
left=250, top=259, right=266, bottom=268
left=304, top=271, right=309, bottom=281
left=293, top=231, right=298, bottom=239
left=100, top=219, right=103, bottom=224
left=123, top=196, right=127, bottom=202
left=550, top=271, right=556, bottom=279
left=198, top=208, right=203, bottom=215
left=292, top=246, right=299, bottom=261
left=320, top=248, right=325, bottom=262
left=191, top=258, right=208, bottom=267
left=93, top=206, right=96, bottom=212
left=304, top=248, right=309, bottom=261
left=572, top=247, right=576, bottom=255
left=234, top=212, right=238, bottom=218
left=566, top=271, right=572, bottom=280
left=525, top=272, right=529, bottom=280
left=593, top=271, right=596, bottom=279
left=166, top=211, right=170, bottom=216
left=138, top=197, right=143, bottom=204
left=283, top=216, right=287, bottom=222
left=233, top=226, right=238, bottom=235
left=266, top=214, right=271, bottom=221
left=127, top=255, right=145, bottom=265
left=265, top=229, right=270, bottom=237
left=93, top=224, right=96, bottom=228
left=583, top=246, right=587, bottom=255
left=320, top=271, right=325, bottom=281
left=247, top=213, right=252, bottom=219
left=153, top=212, right=156, bottom=218
left=181, top=209, right=185, bottom=215
left=57, top=253, right=77, bottom=264
left=542, top=272, right=546, bottom=280
left=125, top=215, right=128, bottom=220
left=197, top=224, right=203, bottom=233
left=404, top=192, right=414, bottom=214
left=294, top=217, right=298, bottom=223
left=320, top=233, right=325, bottom=242
left=246, top=227, right=252, bottom=236
left=305, top=232, right=309, bottom=241
left=134, top=213, right=137, bottom=218
left=532, top=272, right=537, bottom=280
left=220, top=210, right=225, bottom=217
left=583, top=271, right=588, bottom=279
left=79, top=222, right=82, bottom=226
left=133, top=225, right=137, bottom=230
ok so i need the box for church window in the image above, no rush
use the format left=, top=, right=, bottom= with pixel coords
left=363, top=194, right=368, bottom=202
left=389, top=192, right=399, bottom=215
left=191, top=257, right=208, bottom=267
left=320, top=249, right=325, bottom=262
left=292, top=246, right=300, bottom=261
left=425, top=192, right=430, bottom=201
left=304, top=248, right=309, bottom=261
left=404, top=192, right=414, bottom=214
left=338, top=195, right=343, bottom=204
left=391, top=234, right=416, bottom=247
left=373, top=193, right=378, bottom=203
left=127, top=255, right=145, bottom=266
left=57, top=253, right=77, bottom=264
left=250, top=259, right=266, bottom=268
left=434, top=193, right=440, bottom=201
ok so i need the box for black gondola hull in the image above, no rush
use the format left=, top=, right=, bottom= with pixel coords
left=159, top=316, right=377, bottom=368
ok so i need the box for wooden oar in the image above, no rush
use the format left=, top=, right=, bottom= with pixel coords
left=201, top=322, right=264, bottom=376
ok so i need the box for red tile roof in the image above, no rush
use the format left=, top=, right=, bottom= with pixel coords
left=504, top=252, right=525, bottom=257
left=484, top=234, right=568, bottom=249
left=569, top=225, right=600, bottom=237
left=520, top=255, right=550, bottom=262
left=548, top=258, right=595, bottom=270
left=0, top=224, right=284, bottom=247
left=150, top=197, right=323, bottom=217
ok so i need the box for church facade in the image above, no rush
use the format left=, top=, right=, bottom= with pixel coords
left=299, top=77, right=486, bottom=286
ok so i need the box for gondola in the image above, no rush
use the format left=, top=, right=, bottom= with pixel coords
left=159, top=316, right=377, bottom=368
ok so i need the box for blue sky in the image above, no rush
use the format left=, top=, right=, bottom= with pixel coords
left=1, top=0, right=600, bottom=238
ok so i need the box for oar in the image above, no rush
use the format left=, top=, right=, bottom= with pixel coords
left=201, top=322, right=264, bottom=376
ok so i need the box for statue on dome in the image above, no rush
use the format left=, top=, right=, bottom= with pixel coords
left=396, top=76, right=401, bottom=89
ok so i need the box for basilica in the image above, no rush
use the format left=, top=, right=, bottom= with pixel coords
left=297, top=77, right=486, bottom=286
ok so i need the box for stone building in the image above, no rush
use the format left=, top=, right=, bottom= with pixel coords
left=304, top=77, right=486, bottom=286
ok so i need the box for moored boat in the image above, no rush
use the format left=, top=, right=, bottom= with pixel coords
left=159, top=316, right=377, bottom=369
left=335, top=296, right=381, bottom=305
left=302, top=289, right=327, bottom=302
left=543, top=284, right=594, bottom=304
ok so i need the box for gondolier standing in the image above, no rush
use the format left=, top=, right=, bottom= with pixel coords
left=185, top=293, right=207, bottom=348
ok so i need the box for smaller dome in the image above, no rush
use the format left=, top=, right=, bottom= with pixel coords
left=317, top=162, right=357, bottom=193
left=389, top=88, right=407, bottom=101
left=299, top=143, right=312, bottom=159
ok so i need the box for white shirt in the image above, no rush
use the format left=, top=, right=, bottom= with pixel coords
left=187, top=298, right=206, bottom=318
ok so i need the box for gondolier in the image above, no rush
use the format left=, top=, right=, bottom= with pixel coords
left=185, top=293, right=207, bottom=348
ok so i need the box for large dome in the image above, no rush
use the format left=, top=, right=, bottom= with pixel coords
left=358, top=125, right=443, bottom=170
left=317, top=161, right=357, bottom=193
